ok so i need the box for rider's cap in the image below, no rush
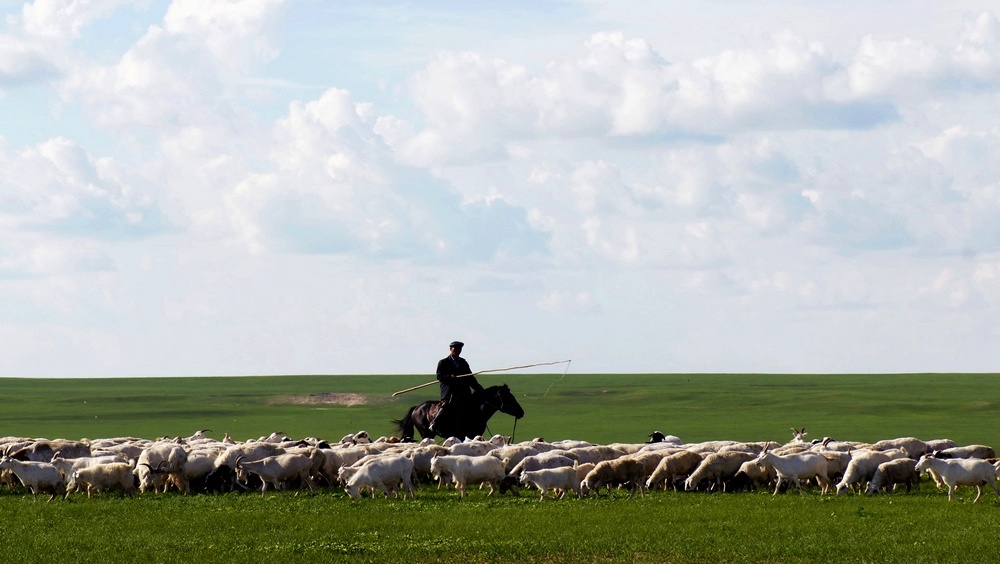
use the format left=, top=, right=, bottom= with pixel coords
left=449, top=341, right=464, bottom=349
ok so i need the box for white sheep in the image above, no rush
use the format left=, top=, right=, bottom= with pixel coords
left=915, top=455, right=1000, bottom=502
left=581, top=456, right=647, bottom=497
left=493, top=444, right=541, bottom=474
left=732, top=458, right=776, bottom=492
left=344, top=455, right=416, bottom=500
left=835, top=448, right=907, bottom=495
left=519, top=464, right=582, bottom=499
left=448, top=440, right=497, bottom=457
left=866, top=459, right=920, bottom=495
left=684, top=452, right=756, bottom=492
left=933, top=445, right=996, bottom=460
left=645, top=450, right=703, bottom=491
left=429, top=454, right=506, bottom=498
left=872, top=437, right=929, bottom=459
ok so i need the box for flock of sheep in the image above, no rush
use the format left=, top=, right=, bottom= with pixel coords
left=1, top=427, right=999, bottom=502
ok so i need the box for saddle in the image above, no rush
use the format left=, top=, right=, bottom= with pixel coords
left=428, top=400, right=447, bottom=420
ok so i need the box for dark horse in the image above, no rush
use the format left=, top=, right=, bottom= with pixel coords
left=392, top=384, right=524, bottom=441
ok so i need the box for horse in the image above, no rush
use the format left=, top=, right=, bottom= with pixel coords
left=392, top=384, right=524, bottom=441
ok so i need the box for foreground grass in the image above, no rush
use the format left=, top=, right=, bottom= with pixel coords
left=3, top=486, right=1000, bottom=563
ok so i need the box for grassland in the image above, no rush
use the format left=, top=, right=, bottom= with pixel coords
left=2, top=372, right=1000, bottom=563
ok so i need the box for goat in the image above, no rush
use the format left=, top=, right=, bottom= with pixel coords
left=915, top=455, right=1000, bottom=502
left=519, top=464, right=582, bottom=499
left=754, top=448, right=832, bottom=495
left=0, top=453, right=64, bottom=501
left=136, top=444, right=188, bottom=494
left=235, top=453, right=317, bottom=497
left=344, top=455, right=416, bottom=499
left=429, top=454, right=506, bottom=498
left=66, top=463, right=136, bottom=499
left=508, top=451, right=577, bottom=479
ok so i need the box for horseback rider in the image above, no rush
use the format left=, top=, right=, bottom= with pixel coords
left=428, top=341, right=484, bottom=435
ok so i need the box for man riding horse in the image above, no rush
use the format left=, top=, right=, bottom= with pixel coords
left=428, top=340, right=483, bottom=435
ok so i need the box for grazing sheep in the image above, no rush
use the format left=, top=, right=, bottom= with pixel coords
left=924, top=439, right=957, bottom=452
left=866, top=459, right=920, bottom=495
left=519, top=464, right=583, bottom=499
left=732, top=459, right=776, bottom=492
left=684, top=452, right=756, bottom=493
left=872, top=437, right=929, bottom=459
left=493, top=444, right=541, bottom=474
left=933, top=445, right=996, bottom=460
left=14, top=440, right=91, bottom=462
left=812, top=450, right=852, bottom=483
left=66, top=463, right=136, bottom=499
left=646, top=451, right=704, bottom=491
left=835, top=449, right=907, bottom=495
left=915, top=455, right=1000, bottom=502
left=403, top=445, right=450, bottom=484
left=430, top=454, right=506, bottom=498
left=581, top=456, right=647, bottom=497
left=647, top=431, right=682, bottom=444
left=449, top=440, right=497, bottom=457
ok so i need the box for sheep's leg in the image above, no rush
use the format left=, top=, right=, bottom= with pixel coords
left=973, top=485, right=984, bottom=503
left=947, top=484, right=956, bottom=501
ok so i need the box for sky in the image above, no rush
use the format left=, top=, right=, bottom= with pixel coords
left=1, top=1, right=999, bottom=378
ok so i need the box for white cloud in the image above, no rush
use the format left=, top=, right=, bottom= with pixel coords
left=20, top=0, right=132, bottom=41
left=0, top=34, right=57, bottom=85
left=2, top=3, right=1000, bottom=377
left=538, top=290, right=599, bottom=315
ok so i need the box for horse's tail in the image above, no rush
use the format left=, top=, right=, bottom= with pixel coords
left=391, top=406, right=417, bottom=441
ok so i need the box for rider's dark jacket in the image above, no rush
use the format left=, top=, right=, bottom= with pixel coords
left=436, top=354, right=483, bottom=403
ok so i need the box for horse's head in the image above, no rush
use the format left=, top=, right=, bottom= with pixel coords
left=490, top=384, right=524, bottom=419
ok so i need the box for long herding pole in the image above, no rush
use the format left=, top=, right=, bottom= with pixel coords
left=390, top=359, right=572, bottom=397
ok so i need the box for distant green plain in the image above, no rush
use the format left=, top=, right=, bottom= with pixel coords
left=2, top=373, right=999, bottom=563
left=2, top=372, right=998, bottom=445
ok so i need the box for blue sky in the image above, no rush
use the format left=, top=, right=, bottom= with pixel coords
left=1, top=1, right=999, bottom=377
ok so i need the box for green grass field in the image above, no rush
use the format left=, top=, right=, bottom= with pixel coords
left=2, top=373, right=1000, bottom=563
